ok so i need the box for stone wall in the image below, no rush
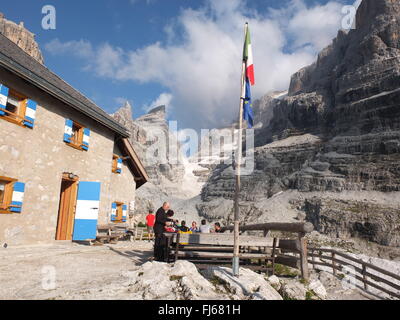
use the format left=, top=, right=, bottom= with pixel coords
left=0, top=68, right=136, bottom=245
left=108, top=145, right=137, bottom=226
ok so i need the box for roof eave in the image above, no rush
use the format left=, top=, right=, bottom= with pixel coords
left=0, top=52, right=130, bottom=138
left=117, top=138, right=149, bottom=189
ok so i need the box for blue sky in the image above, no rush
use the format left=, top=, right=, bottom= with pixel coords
left=1, top=0, right=357, bottom=130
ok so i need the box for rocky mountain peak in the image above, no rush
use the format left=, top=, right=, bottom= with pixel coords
left=0, top=12, right=44, bottom=64
left=147, top=105, right=166, bottom=118
left=112, top=101, right=134, bottom=128
left=356, top=0, right=400, bottom=30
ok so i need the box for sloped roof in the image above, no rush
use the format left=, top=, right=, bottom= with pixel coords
left=0, top=33, right=129, bottom=137
left=117, top=138, right=149, bottom=188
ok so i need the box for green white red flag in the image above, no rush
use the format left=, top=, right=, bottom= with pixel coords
left=243, top=24, right=255, bottom=86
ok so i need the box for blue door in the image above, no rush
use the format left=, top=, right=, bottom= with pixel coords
left=72, top=181, right=101, bottom=241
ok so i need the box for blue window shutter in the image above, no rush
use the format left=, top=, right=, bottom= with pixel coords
left=64, top=119, right=73, bottom=143
left=10, top=182, right=25, bottom=213
left=122, top=205, right=127, bottom=222
left=0, top=84, right=9, bottom=116
left=72, top=181, right=101, bottom=241
left=81, top=128, right=90, bottom=151
left=111, top=202, right=117, bottom=222
left=116, top=158, right=122, bottom=174
left=23, top=99, right=37, bottom=128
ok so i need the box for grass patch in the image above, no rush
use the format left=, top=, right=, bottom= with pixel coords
left=272, top=264, right=299, bottom=278
left=209, top=277, right=235, bottom=298
left=210, top=277, right=225, bottom=286
left=306, top=290, right=317, bottom=300
left=281, top=292, right=297, bottom=301
left=170, top=275, right=183, bottom=281
left=337, top=273, right=345, bottom=280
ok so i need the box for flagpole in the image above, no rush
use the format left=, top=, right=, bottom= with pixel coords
left=233, top=22, right=248, bottom=278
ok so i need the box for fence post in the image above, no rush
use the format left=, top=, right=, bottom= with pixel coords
left=311, top=248, right=315, bottom=269
left=175, top=233, right=180, bottom=263
left=332, top=252, right=336, bottom=276
left=298, top=233, right=309, bottom=281
left=362, top=263, right=368, bottom=290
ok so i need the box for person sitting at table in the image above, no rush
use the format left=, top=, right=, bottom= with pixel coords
left=190, top=221, right=200, bottom=233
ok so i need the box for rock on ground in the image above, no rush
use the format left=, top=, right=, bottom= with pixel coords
left=308, top=279, right=327, bottom=300
left=204, top=266, right=282, bottom=300
left=280, top=279, right=308, bottom=300
left=267, top=275, right=281, bottom=291
left=128, top=260, right=226, bottom=300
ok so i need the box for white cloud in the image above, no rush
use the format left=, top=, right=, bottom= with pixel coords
left=45, top=0, right=346, bottom=130
left=284, top=1, right=344, bottom=51
left=142, top=92, right=173, bottom=113
left=93, top=44, right=124, bottom=78
left=45, top=38, right=94, bottom=58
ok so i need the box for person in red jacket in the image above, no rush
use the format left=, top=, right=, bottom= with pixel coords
left=146, top=209, right=155, bottom=241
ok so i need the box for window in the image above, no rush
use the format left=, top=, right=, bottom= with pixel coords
left=0, top=177, right=17, bottom=214
left=64, top=119, right=90, bottom=151
left=0, top=84, right=37, bottom=128
left=70, top=121, right=84, bottom=147
left=112, top=155, right=122, bottom=174
left=111, top=202, right=127, bottom=223
left=3, top=90, right=27, bottom=125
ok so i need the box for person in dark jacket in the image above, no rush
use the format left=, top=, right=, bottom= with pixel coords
left=214, top=222, right=223, bottom=233
left=164, top=210, right=177, bottom=233
left=179, top=221, right=190, bottom=232
left=153, top=202, right=172, bottom=261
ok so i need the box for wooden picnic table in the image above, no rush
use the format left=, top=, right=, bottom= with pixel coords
left=164, top=232, right=278, bottom=275
left=163, top=222, right=313, bottom=280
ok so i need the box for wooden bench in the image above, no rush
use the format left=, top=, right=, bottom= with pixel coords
left=164, top=233, right=278, bottom=274
left=127, top=226, right=155, bottom=242
left=95, top=224, right=129, bottom=244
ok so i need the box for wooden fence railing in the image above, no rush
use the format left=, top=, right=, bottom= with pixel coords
left=308, top=247, right=400, bottom=299
left=222, top=222, right=314, bottom=280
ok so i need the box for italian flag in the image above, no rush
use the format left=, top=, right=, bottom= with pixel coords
left=243, top=24, right=255, bottom=86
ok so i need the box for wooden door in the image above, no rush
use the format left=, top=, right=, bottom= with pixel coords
left=56, top=178, right=78, bottom=240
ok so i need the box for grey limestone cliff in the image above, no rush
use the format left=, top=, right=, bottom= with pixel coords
left=199, top=0, right=400, bottom=251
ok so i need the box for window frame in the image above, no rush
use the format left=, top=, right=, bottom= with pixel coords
left=114, top=202, right=124, bottom=223
left=0, top=89, right=29, bottom=127
left=112, top=154, right=121, bottom=174
left=66, top=120, right=85, bottom=151
left=0, top=176, right=17, bottom=214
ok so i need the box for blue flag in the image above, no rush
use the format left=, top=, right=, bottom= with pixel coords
left=243, top=78, right=254, bottom=128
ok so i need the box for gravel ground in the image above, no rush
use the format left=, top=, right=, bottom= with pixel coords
left=0, top=241, right=154, bottom=300
left=0, top=240, right=390, bottom=300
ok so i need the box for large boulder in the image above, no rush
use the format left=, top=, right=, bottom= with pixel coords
left=279, top=279, right=308, bottom=300
left=128, top=260, right=225, bottom=300
left=205, top=266, right=283, bottom=300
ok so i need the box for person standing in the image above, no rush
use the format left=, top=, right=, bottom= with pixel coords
left=153, top=202, right=171, bottom=261
left=145, top=209, right=155, bottom=241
